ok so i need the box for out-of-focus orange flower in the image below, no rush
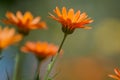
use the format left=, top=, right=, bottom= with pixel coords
left=109, top=68, right=120, bottom=80
left=49, top=6, right=93, bottom=34
left=0, top=27, right=22, bottom=49
left=21, top=41, right=58, bottom=60
left=2, top=11, right=47, bottom=35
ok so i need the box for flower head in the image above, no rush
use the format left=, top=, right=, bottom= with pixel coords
left=109, top=68, right=120, bottom=80
left=2, top=11, right=47, bottom=35
left=49, top=6, right=93, bottom=34
left=0, top=26, right=22, bottom=49
left=21, top=41, right=58, bottom=60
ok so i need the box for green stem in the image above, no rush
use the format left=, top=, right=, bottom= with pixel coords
left=13, top=52, right=20, bottom=80
left=58, top=33, right=67, bottom=53
left=44, top=33, right=68, bottom=80
left=35, top=61, right=41, bottom=80
left=13, top=38, right=25, bottom=80
left=5, top=67, right=9, bottom=80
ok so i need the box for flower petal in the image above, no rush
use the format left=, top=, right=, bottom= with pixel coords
left=31, top=17, right=41, bottom=24
left=68, top=8, right=74, bottom=21
left=77, top=12, right=88, bottom=22
left=54, top=7, right=62, bottom=17
left=22, top=11, right=33, bottom=24
left=16, top=11, right=23, bottom=21
left=115, top=68, right=120, bottom=77
left=62, top=7, right=67, bottom=20
left=109, top=75, right=120, bottom=80
left=12, top=34, right=22, bottom=43
left=73, top=10, right=80, bottom=22
left=6, top=11, right=18, bottom=23
left=49, top=13, right=59, bottom=21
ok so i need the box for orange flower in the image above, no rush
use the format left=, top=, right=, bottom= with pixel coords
left=0, top=27, right=22, bottom=49
left=49, top=6, right=93, bottom=34
left=109, top=68, right=120, bottom=80
left=21, top=41, right=58, bottom=60
left=2, top=11, right=47, bottom=35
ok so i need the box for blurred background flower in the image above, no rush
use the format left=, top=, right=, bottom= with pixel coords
left=0, top=0, right=120, bottom=80
left=21, top=41, right=58, bottom=60
left=2, top=11, right=47, bottom=35
left=108, top=68, right=120, bottom=80
left=0, top=27, right=22, bottom=50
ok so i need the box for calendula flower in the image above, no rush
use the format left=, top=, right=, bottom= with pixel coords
left=49, top=6, right=93, bottom=34
left=21, top=41, right=58, bottom=60
left=2, top=11, right=47, bottom=35
left=0, top=26, right=22, bottom=50
left=109, top=68, right=120, bottom=80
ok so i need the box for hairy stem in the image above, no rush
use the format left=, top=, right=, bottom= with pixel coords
left=44, top=33, right=68, bottom=80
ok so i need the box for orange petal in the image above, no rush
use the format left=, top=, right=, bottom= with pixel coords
left=77, top=12, right=88, bottom=22
left=115, top=68, right=120, bottom=77
left=109, top=75, right=120, bottom=80
left=22, top=11, right=33, bottom=24
left=73, top=10, right=80, bottom=22
left=4, top=28, right=15, bottom=42
left=54, top=7, right=62, bottom=17
left=31, top=17, right=41, bottom=24
left=6, top=11, right=18, bottom=23
left=21, top=47, right=30, bottom=53
left=12, top=34, right=22, bottom=43
left=7, top=28, right=15, bottom=37
left=29, top=21, right=47, bottom=29
left=38, top=21, right=47, bottom=28
left=49, top=13, right=59, bottom=21
left=24, top=42, right=36, bottom=51
left=0, top=40, right=10, bottom=48
left=62, top=7, right=67, bottom=20
left=82, top=18, right=93, bottom=24
left=16, top=11, right=23, bottom=21
left=68, top=8, right=74, bottom=21
left=3, top=27, right=9, bottom=33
